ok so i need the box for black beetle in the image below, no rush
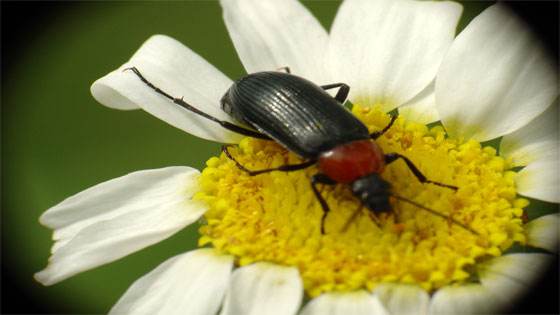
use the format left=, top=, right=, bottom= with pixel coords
left=125, top=67, right=474, bottom=234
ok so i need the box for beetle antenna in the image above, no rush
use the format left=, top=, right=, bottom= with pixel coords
left=123, top=67, right=270, bottom=140
left=341, top=204, right=364, bottom=233
left=390, top=194, right=478, bottom=235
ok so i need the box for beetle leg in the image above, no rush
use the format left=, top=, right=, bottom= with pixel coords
left=214, top=121, right=270, bottom=140
left=124, top=67, right=270, bottom=140
left=370, top=115, right=397, bottom=139
left=310, top=174, right=337, bottom=234
left=222, top=145, right=316, bottom=176
left=384, top=153, right=458, bottom=190
left=276, top=66, right=291, bottom=73
left=320, top=83, right=350, bottom=104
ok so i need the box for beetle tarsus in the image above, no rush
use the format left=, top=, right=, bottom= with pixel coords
left=320, top=83, right=350, bottom=104
left=384, top=153, right=458, bottom=191
left=222, top=145, right=317, bottom=176
left=370, top=115, right=397, bottom=140
left=310, top=174, right=337, bottom=234
left=276, top=66, right=291, bottom=74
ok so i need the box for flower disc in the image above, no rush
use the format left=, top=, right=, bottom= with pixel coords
left=196, top=106, right=527, bottom=297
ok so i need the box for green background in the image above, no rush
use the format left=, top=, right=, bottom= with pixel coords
left=2, top=1, right=556, bottom=314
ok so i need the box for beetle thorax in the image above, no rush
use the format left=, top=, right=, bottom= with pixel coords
left=318, top=140, right=385, bottom=184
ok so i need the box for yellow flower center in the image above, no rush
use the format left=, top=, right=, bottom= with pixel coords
left=195, top=106, right=527, bottom=297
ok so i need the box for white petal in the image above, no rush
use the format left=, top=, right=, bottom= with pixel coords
left=524, top=213, right=560, bottom=252
left=91, top=34, right=243, bottom=143
left=330, top=0, right=462, bottom=112
left=220, top=262, right=303, bottom=315
left=436, top=4, right=559, bottom=141
left=34, top=167, right=207, bottom=285
left=300, top=290, right=388, bottom=315
left=428, top=284, right=501, bottom=314
left=110, top=249, right=234, bottom=315
left=476, top=253, right=555, bottom=309
left=398, top=80, right=439, bottom=124
left=500, top=100, right=559, bottom=166
left=514, top=158, right=560, bottom=203
left=373, top=283, right=429, bottom=315
left=221, top=0, right=329, bottom=83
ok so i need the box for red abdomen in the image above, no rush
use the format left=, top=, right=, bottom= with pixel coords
left=318, top=140, right=385, bottom=184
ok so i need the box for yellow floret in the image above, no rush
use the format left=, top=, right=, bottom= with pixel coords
left=196, top=106, right=526, bottom=296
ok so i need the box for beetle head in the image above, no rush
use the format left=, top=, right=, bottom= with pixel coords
left=350, top=174, right=392, bottom=215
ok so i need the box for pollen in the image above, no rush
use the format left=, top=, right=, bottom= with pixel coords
left=195, top=106, right=527, bottom=297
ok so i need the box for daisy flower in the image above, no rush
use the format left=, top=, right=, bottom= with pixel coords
left=36, top=0, right=558, bottom=314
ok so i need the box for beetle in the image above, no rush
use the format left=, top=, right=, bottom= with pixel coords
left=125, top=67, right=474, bottom=234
